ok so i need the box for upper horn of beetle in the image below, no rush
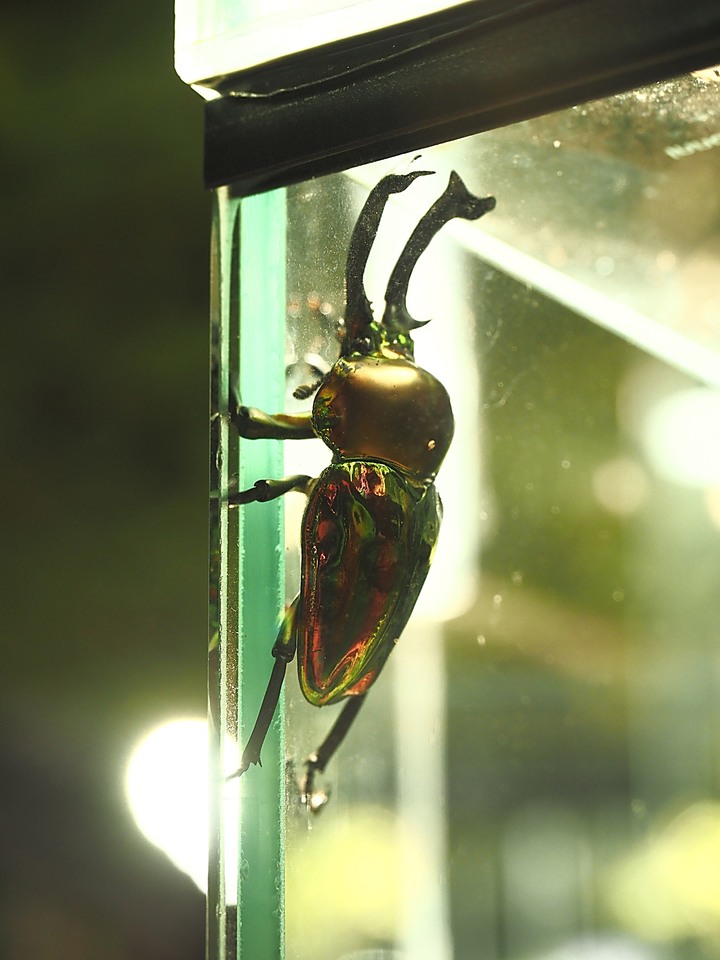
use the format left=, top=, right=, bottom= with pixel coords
left=382, top=171, right=496, bottom=335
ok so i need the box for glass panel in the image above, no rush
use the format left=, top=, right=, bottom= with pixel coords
left=210, top=187, right=286, bottom=959
left=210, top=66, right=720, bottom=960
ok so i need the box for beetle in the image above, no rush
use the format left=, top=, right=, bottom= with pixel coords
left=228, top=169, right=495, bottom=806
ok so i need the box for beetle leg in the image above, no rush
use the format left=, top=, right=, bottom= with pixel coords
left=228, top=474, right=313, bottom=506
left=292, top=375, right=326, bottom=401
left=300, top=694, right=368, bottom=811
left=229, top=370, right=315, bottom=439
left=231, top=404, right=315, bottom=440
left=230, top=598, right=299, bottom=777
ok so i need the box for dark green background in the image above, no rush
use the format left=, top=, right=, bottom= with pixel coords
left=1, top=3, right=208, bottom=956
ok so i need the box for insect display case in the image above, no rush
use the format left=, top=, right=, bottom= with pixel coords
left=176, top=3, right=720, bottom=959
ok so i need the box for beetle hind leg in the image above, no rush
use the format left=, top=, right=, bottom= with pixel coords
left=300, top=694, right=368, bottom=812
left=229, top=598, right=300, bottom=777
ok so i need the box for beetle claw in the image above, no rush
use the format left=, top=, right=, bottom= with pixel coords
left=300, top=758, right=330, bottom=815
left=225, top=761, right=249, bottom=781
left=302, top=787, right=329, bottom=815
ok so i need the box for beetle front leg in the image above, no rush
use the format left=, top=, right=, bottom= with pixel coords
left=228, top=371, right=315, bottom=440
left=231, top=404, right=315, bottom=441
left=301, top=694, right=368, bottom=812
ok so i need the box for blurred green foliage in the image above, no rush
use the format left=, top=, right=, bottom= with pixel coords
left=0, top=7, right=210, bottom=955
left=0, top=2, right=208, bottom=752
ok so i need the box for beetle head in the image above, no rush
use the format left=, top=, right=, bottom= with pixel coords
left=341, top=170, right=496, bottom=360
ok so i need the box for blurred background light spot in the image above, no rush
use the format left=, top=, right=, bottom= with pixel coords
left=607, top=802, right=720, bottom=941
left=592, top=457, right=649, bottom=514
left=642, top=388, right=720, bottom=486
left=704, top=487, right=720, bottom=530
left=655, top=249, right=677, bottom=271
left=286, top=807, right=417, bottom=953
left=595, top=255, right=615, bottom=277
left=125, top=717, right=208, bottom=893
left=535, top=934, right=659, bottom=959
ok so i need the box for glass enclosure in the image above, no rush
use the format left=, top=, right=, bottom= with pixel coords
left=211, top=68, right=720, bottom=960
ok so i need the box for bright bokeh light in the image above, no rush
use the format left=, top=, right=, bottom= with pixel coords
left=607, top=802, right=720, bottom=943
left=125, top=718, right=209, bottom=893
left=285, top=806, right=416, bottom=954
left=642, top=388, right=720, bottom=486
left=534, top=934, right=657, bottom=960
left=591, top=457, right=649, bottom=515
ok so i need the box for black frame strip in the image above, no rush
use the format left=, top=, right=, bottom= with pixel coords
left=204, top=0, right=720, bottom=194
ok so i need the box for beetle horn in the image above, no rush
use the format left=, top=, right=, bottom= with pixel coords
left=344, top=170, right=433, bottom=346
left=382, top=171, right=496, bottom=333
